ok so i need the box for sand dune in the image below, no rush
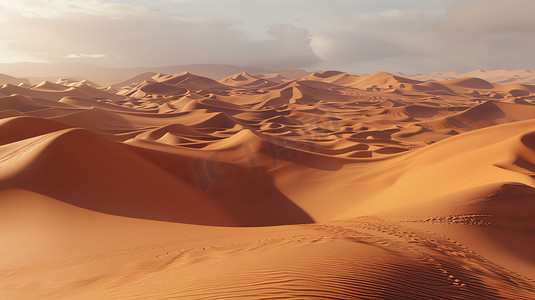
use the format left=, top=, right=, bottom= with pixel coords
left=220, top=72, right=278, bottom=88
left=398, top=69, right=535, bottom=85
left=32, top=80, right=70, bottom=91
left=253, top=72, right=288, bottom=84
left=152, top=72, right=229, bottom=92
left=111, top=72, right=159, bottom=88
left=0, top=73, right=30, bottom=86
left=1, top=70, right=535, bottom=299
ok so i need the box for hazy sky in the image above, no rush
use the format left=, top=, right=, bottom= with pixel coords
left=1, top=0, right=535, bottom=74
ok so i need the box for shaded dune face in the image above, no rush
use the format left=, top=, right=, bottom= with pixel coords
left=1, top=71, right=535, bottom=299
left=0, top=124, right=312, bottom=227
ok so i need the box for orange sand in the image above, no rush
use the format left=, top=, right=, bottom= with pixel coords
left=1, top=70, right=534, bottom=299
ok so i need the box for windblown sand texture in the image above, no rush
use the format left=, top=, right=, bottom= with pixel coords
left=1, top=70, right=535, bottom=299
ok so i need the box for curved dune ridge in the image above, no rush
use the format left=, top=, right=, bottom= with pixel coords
left=1, top=70, right=535, bottom=299
left=219, top=72, right=278, bottom=88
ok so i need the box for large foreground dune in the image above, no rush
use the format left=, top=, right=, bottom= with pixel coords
left=1, top=70, right=535, bottom=299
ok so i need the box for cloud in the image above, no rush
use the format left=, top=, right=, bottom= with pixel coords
left=445, top=0, right=535, bottom=34
left=1, top=0, right=535, bottom=73
left=0, top=0, right=152, bottom=19
left=308, top=5, right=535, bottom=73
left=0, top=40, right=47, bottom=63
left=309, top=9, right=447, bottom=72
left=0, top=0, right=320, bottom=69
left=65, top=53, right=107, bottom=58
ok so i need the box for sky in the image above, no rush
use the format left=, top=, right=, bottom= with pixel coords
left=1, top=0, right=535, bottom=74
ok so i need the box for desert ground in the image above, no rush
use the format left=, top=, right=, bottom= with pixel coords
left=1, top=69, right=535, bottom=299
